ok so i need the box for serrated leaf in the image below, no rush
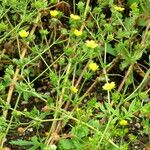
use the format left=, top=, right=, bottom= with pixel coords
left=127, top=0, right=139, bottom=5
left=71, top=139, right=83, bottom=150
left=106, top=43, right=117, bottom=56
left=58, top=139, right=74, bottom=150
left=10, top=140, right=33, bottom=146
left=88, top=119, right=101, bottom=129
left=119, top=60, right=130, bottom=70
left=71, top=125, right=89, bottom=139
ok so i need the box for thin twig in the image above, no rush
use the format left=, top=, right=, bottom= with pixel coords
left=3, top=47, right=27, bottom=118
left=134, top=63, right=146, bottom=77
left=118, top=64, right=133, bottom=92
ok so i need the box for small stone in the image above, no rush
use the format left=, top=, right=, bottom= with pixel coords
left=42, top=105, right=50, bottom=112
left=17, top=127, right=25, bottom=134
left=135, top=123, right=141, bottom=129
left=27, top=128, right=33, bottom=132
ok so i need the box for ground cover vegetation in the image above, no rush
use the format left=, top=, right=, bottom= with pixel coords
left=0, top=0, right=150, bottom=149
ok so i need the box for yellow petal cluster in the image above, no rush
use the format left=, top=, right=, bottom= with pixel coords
left=102, top=82, right=115, bottom=91
left=70, top=14, right=80, bottom=20
left=130, top=2, right=138, bottom=10
left=18, top=30, right=29, bottom=38
left=114, top=5, right=124, bottom=12
left=74, top=29, right=82, bottom=36
left=70, top=86, right=78, bottom=94
left=50, top=10, right=59, bottom=17
left=119, top=120, right=128, bottom=126
left=86, top=40, right=98, bottom=49
left=89, top=62, right=99, bottom=72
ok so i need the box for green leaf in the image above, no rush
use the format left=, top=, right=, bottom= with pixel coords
left=141, top=101, right=150, bottom=116
left=137, top=18, right=148, bottom=26
left=0, top=117, right=7, bottom=133
left=127, top=0, right=139, bottom=5
left=10, top=139, right=33, bottom=146
left=58, top=139, right=74, bottom=150
left=49, top=71, right=59, bottom=86
left=50, top=0, right=57, bottom=4
left=71, top=139, right=83, bottom=150
left=88, top=119, right=101, bottom=129
left=77, top=1, right=85, bottom=13
left=119, top=60, right=130, bottom=70
left=0, top=84, right=5, bottom=91
left=112, top=91, right=121, bottom=103
left=23, top=91, right=31, bottom=101
left=138, top=91, right=149, bottom=100
left=32, top=0, right=48, bottom=9
left=71, top=125, right=89, bottom=139
left=0, top=22, right=7, bottom=32
left=106, top=43, right=116, bottom=56
left=132, top=50, right=143, bottom=61
left=125, top=71, right=133, bottom=85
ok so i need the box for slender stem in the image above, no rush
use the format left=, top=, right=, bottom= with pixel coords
left=0, top=94, right=21, bottom=148
left=124, top=68, right=150, bottom=102
left=141, top=20, right=150, bottom=46
left=97, top=116, right=112, bottom=148
left=3, top=47, right=27, bottom=118
left=47, top=62, right=72, bottom=145
left=118, top=64, right=133, bottom=92
left=75, top=63, right=88, bottom=87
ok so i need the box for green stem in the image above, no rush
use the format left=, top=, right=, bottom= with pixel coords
left=97, top=116, right=113, bottom=148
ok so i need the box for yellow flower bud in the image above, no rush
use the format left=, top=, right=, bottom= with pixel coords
left=114, top=5, right=124, bottom=12
left=88, top=62, right=99, bottom=72
left=74, top=29, right=82, bottom=36
left=70, top=86, right=78, bottom=94
left=50, top=10, right=59, bottom=17
left=70, top=14, right=80, bottom=20
left=18, top=30, right=29, bottom=38
left=86, top=40, right=98, bottom=49
left=102, top=82, right=115, bottom=91
left=119, top=120, right=128, bottom=126
left=130, top=3, right=138, bottom=10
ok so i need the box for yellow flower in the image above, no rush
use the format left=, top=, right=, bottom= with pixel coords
left=119, top=120, right=128, bottom=126
left=50, top=10, right=59, bottom=17
left=45, top=132, right=49, bottom=136
left=102, top=82, right=115, bottom=91
left=74, top=29, right=82, bottom=36
left=70, top=14, right=80, bottom=20
left=86, top=40, right=98, bottom=48
left=130, top=2, right=138, bottom=10
left=114, top=5, right=125, bottom=12
left=18, top=30, right=29, bottom=38
left=89, top=62, right=99, bottom=72
left=70, top=86, right=78, bottom=94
